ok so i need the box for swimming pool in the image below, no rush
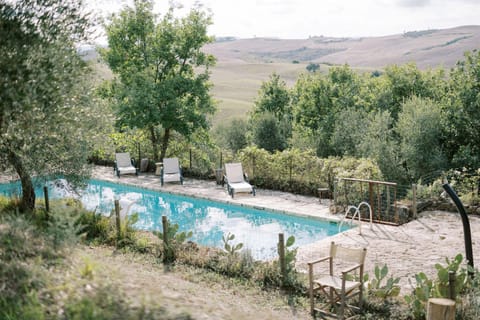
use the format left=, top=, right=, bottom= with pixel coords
left=0, top=179, right=350, bottom=260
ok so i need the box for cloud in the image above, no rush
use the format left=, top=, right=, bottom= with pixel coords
left=396, top=0, right=430, bottom=7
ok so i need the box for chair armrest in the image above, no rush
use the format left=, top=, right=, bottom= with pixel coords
left=131, top=158, right=136, bottom=167
left=244, top=172, right=249, bottom=182
left=341, top=263, right=362, bottom=275
left=307, top=255, right=331, bottom=267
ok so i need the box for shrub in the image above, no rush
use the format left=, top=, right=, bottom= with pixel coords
left=238, top=146, right=383, bottom=196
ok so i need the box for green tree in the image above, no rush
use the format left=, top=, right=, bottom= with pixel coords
left=378, top=63, right=446, bottom=119
left=0, top=0, right=101, bottom=211
left=292, top=67, right=363, bottom=157
left=101, top=1, right=216, bottom=161
left=291, top=73, right=334, bottom=156
left=443, top=50, right=480, bottom=169
left=396, top=96, right=447, bottom=182
left=251, top=72, right=292, bottom=152
left=358, top=111, right=401, bottom=182
left=252, top=113, right=288, bottom=152
left=253, top=73, right=291, bottom=118
left=330, top=108, right=368, bottom=156
left=216, top=118, right=248, bottom=154
left=306, top=62, right=320, bottom=73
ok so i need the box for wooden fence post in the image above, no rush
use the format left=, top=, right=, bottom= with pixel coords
left=189, top=149, right=192, bottom=169
left=412, top=184, right=417, bottom=219
left=278, top=233, right=286, bottom=286
left=43, top=186, right=50, bottom=213
left=114, top=200, right=121, bottom=245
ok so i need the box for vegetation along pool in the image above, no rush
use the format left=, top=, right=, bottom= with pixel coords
left=0, top=179, right=350, bottom=260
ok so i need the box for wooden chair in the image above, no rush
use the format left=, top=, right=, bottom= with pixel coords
left=308, top=241, right=367, bottom=319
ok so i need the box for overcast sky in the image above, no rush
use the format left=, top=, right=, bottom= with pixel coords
left=88, top=0, right=480, bottom=39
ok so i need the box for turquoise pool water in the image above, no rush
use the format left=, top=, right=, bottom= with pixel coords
left=0, top=179, right=350, bottom=260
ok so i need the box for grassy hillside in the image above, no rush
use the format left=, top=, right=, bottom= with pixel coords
left=210, top=61, right=310, bottom=123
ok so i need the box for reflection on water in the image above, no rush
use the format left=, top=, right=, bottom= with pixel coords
left=0, top=179, right=350, bottom=260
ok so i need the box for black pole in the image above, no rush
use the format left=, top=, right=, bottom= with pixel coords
left=442, top=183, right=474, bottom=277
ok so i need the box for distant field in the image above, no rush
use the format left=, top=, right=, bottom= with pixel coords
left=209, top=61, right=310, bottom=125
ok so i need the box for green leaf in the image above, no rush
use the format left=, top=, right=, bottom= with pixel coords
left=286, top=235, right=295, bottom=247
left=375, top=265, right=381, bottom=280
left=380, top=264, right=388, bottom=279
left=390, top=287, right=400, bottom=297
left=437, top=268, right=448, bottom=282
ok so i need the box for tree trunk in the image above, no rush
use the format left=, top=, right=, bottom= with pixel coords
left=8, top=150, right=35, bottom=212
left=160, top=127, right=170, bottom=161
left=149, top=126, right=159, bottom=161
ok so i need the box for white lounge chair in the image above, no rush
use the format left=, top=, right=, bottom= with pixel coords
left=114, top=153, right=138, bottom=177
left=224, top=163, right=255, bottom=198
left=161, top=157, right=183, bottom=186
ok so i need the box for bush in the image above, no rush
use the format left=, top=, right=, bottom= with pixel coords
left=238, top=146, right=383, bottom=196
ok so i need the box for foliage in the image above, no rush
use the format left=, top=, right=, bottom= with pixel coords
left=395, top=96, right=447, bottom=182
left=253, top=73, right=291, bottom=118
left=251, top=112, right=290, bottom=152
left=238, top=146, right=382, bottom=195
left=0, top=0, right=103, bottom=211
left=281, top=235, right=300, bottom=289
left=404, top=254, right=470, bottom=319
left=442, top=50, right=480, bottom=169
left=154, top=220, right=193, bottom=263
left=365, top=264, right=401, bottom=299
left=101, top=0, right=216, bottom=161
left=446, top=167, right=480, bottom=206
left=222, top=232, right=243, bottom=255
left=0, top=204, right=82, bottom=319
left=306, top=62, right=320, bottom=73
left=214, top=118, right=248, bottom=154
left=76, top=211, right=111, bottom=243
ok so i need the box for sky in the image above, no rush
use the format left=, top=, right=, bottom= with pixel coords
left=87, top=0, right=480, bottom=39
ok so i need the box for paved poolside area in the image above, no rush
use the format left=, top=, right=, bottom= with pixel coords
left=91, top=166, right=480, bottom=294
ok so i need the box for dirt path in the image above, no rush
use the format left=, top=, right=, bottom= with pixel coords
left=63, top=245, right=310, bottom=320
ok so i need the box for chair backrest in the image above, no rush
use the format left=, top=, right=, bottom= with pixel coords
left=116, top=153, right=132, bottom=167
left=330, top=241, right=367, bottom=265
left=225, top=163, right=245, bottom=183
left=163, top=158, right=180, bottom=174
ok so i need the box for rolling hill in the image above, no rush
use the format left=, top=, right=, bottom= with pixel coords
left=203, top=25, right=480, bottom=69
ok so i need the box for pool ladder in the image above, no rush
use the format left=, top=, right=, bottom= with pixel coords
left=338, top=201, right=373, bottom=235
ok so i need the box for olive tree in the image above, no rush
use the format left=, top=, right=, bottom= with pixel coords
left=0, top=0, right=102, bottom=211
left=443, top=50, right=480, bottom=169
left=395, top=96, right=447, bottom=182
